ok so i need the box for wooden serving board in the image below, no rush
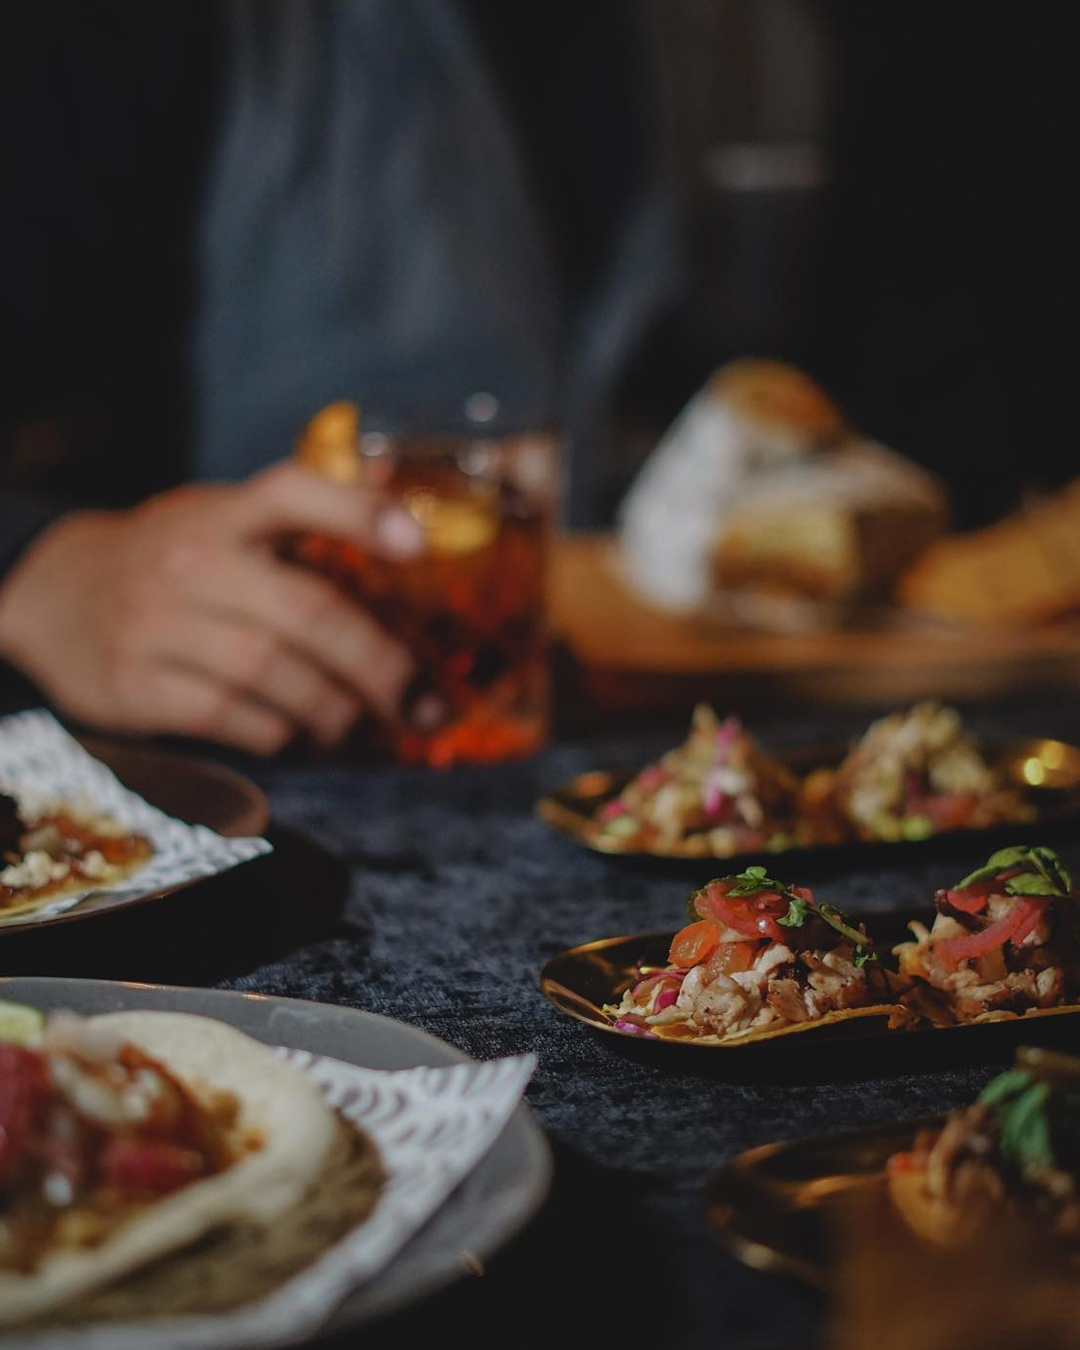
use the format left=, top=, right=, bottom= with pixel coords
left=548, top=534, right=1080, bottom=713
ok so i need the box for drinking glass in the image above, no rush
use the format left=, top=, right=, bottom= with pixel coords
left=293, top=424, right=558, bottom=766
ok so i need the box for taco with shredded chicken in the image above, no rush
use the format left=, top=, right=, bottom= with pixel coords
left=893, top=845, right=1080, bottom=1026
left=604, top=867, right=899, bottom=1044
left=589, top=706, right=804, bottom=856
left=829, top=701, right=1030, bottom=843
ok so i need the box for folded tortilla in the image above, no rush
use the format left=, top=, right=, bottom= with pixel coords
left=0, top=1011, right=339, bottom=1327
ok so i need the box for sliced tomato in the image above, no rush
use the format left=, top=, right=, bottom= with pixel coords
left=750, top=890, right=788, bottom=917
left=701, top=887, right=761, bottom=936
left=668, top=919, right=722, bottom=968
left=100, top=1138, right=206, bottom=1195
left=707, top=888, right=786, bottom=942
left=0, top=1045, right=49, bottom=1183
left=704, top=941, right=758, bottom=980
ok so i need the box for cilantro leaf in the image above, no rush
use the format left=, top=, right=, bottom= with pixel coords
left=978, top=1069, right=1033, bottom=1107
left=725, top=864, right=788, bottom=897
left=853, top=946, right=877, bottom=968
left=956, top=845, right=1072, bottom=897
left=817, top=902, right=874, bottom=950
left=777, top=896, right=811, bottom=928
left=1004, top=872, right=1067, bottom=898
left=1031, top=846, right=1073, bottom=895
left=999, top=1081, right=1055, bottom=1178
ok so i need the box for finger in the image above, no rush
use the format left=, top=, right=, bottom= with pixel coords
left=145, top=611, right=361, bottom=749
left=234, top=460, right=424, bottom=560
left=189, top=550, right=414, bottom=720
left=122, top=665, right=295, bottom=757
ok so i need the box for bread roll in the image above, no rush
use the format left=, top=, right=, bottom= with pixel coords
left=899, top=480, right=1080, bottom=626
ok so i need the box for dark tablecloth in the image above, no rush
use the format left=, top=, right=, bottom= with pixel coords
left=4, top=695, right=1080, bottom=1350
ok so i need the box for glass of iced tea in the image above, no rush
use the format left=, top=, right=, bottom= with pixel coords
left=292, top=415, right=558, bottom=767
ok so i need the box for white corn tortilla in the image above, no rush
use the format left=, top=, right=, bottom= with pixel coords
left=0, top=1012, right=339, bottom=1327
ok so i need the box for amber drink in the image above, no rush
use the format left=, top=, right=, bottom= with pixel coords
left=295, top=427, right=557, bottom=766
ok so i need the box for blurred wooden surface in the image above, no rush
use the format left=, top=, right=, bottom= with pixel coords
left=549, top=534, right=1080, bottom=714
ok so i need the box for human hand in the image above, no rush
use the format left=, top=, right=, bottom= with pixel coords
left=0, top=461, right=426, bottom=754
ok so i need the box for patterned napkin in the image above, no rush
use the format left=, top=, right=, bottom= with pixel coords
left=0, top=709, right=272, bottom=926
left=9, top=1052, right=538, bottom=1350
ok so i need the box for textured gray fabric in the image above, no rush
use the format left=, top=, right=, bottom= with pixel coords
left=4, top=696, right=1078, bottom=1347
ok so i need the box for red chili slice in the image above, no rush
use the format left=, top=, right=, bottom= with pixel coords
left=934, top=898, right=1045, bottom=970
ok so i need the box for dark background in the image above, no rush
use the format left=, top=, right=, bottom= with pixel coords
left=1, top=1, right=1073, bottom=527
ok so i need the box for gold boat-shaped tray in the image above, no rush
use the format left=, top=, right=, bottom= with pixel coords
left=703, top=1114, right=939, bottom=1286
left=539, top=911, right=1080, bottom=1072
left=537, top=738, right=1080, bottom=865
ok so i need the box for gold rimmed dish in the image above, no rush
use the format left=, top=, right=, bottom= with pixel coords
left=537, top=737, right=1080, bottom=863
left=703, top=1115, right=937, bottom=1285
left=539, top=914, right=1080, bottom=1066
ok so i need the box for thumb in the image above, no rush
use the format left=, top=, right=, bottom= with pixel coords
left=234, top=460, right=424, bottom=559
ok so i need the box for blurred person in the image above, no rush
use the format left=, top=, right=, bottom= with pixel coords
left=1, top=2, right=1070, bottom=754
left=0, top=0, right=674, bottom=753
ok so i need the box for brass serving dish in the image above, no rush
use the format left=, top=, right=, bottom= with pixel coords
left=539, top=914, right=1080, bottom=1060
left=703, top=1116, right=935, bottom=1285
left=537, top=737, right=1080, bottom=862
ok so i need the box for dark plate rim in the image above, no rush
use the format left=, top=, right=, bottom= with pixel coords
left=0, top=740, right=272, bottom=939
left=702, top=1113, right=944, bottom=1286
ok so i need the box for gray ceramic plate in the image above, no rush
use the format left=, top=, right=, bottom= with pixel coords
left=0, top=976, right=552, bottom=1340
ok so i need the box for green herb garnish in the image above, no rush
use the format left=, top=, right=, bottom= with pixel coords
left=900, top=814, right=934, bottom=842
left=687, top=872, right=876, bottom=960
left=978, top=1069, right=1057, bottom=1179
left=725, top=865, right=786, bottom=897
left=777, top=896, right=811, bottom=928
left=957, top=845, right=1073, bottom=898
left=719, top=866, right=812, bottom=929
left=814, top=902, right=876, bottom=966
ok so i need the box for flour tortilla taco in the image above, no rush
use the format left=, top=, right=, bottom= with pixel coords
left=0, top=1010, right=339, bottom=1327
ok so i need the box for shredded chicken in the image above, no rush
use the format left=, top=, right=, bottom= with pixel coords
left=663, top=940, right=872, bottom=1037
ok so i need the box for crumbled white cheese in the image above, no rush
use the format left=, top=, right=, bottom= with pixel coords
left=42, top=1172, right=75, bottom=1207
left=0, top=850, right=71, bottom=889
left=79, top=849, right=117, bottom=881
